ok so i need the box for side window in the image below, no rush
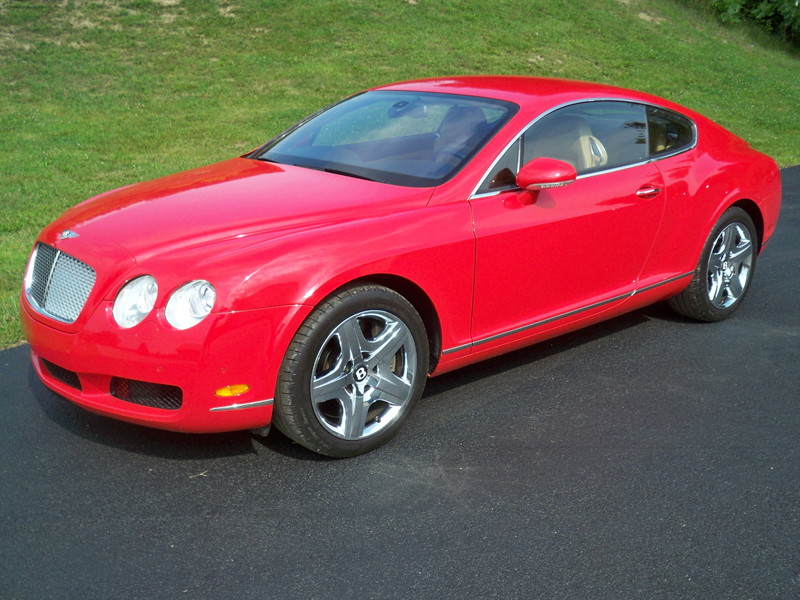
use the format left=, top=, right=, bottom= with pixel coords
left=522, top=102, right=647, bottom=175
left=475, top=139, right=520, bottom=195
left=647, top=106, right=695, bottom=158
left=474, top=102, right=651, bottom=195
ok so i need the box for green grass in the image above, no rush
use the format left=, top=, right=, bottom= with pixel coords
left=1, top=0, right=799, bottom=348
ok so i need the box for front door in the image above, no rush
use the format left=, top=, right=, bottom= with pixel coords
left=468, top=100, right=665, bottom=346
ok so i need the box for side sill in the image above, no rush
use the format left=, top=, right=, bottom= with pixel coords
left=441, top=271, right=693, bottom=355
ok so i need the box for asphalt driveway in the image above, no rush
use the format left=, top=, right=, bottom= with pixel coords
left=1, top=167, right=798, bottom=600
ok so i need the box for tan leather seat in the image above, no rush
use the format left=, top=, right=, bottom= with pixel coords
left=525, top=115, right=607, bottom=172
left=650, top=122, right=668, bottom=153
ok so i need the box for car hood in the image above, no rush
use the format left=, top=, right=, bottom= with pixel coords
left=46, top=158, right=435, bottom=263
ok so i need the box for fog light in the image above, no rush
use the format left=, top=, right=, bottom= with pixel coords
left=214, top=384, right=250, bottom=397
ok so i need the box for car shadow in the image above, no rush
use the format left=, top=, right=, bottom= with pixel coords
left=422, top=300, right=698, bottom=398
left=29, top=300, right=696, bottom=461
left=29, top=369, right=330, bottom=462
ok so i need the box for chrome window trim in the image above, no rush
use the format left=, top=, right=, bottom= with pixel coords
left=576, top=159, right=653, bottom=180
left=470, top=158, right=655, bottom=199
left=441, top=271, right=694, bottom=355
left=647, top=107, right=699, bottom=162
left=470, top=98, right=698, bottom=199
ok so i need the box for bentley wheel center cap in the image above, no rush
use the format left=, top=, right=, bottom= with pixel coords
left=354, top=365, right=369, bottom=383
left=722, top=260, right=734, bottom=278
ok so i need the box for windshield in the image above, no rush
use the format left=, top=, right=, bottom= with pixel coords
left=253, top=91, right=519, bottom=187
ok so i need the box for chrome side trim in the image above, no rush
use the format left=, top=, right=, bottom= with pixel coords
left=471, top=290, right=633, bottom=349
left=631, top=271, right=694, bottom=295
left=442, top=342, right=473, bottom=355
left=210, top=398, right=274, bottom=412
left=440, top=271, right=694, bottom=355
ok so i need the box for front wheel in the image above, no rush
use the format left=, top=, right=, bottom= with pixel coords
left=273, top=284, right=429, bottom=457
left=669, top=207, right=757, bottom=322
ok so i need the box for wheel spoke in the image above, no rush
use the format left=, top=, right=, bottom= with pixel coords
left=369, top=322, right=410, bottom=366
left=335, top=317, right=370, bottom=362
left=373, top=370, right=413, bottom=406
left=721, top=227, right=736, bottom=255
left=709, top=271, right=725, bottom=306
left=708, top=251, right=725, bottom=272
left=727, top=273, right=744, bottom=298
left=310, top=368, right=349, bottom=404
left=341, top=393, right=368, bottom=439
left=729, top=237, right=752, bottom=264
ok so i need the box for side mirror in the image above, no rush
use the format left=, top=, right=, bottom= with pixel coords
left=516, top=157, right=577, bottom=191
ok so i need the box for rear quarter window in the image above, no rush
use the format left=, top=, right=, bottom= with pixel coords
left=647, top=106, right=696, bottom=158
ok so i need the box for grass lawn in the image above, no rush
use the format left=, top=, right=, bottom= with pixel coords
left=1, top=0, right=799, bottom=348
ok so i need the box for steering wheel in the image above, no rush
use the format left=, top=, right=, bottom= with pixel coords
left=433, top=147, right=468, bottom=164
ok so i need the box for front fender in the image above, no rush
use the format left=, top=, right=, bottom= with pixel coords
left=216, top=201, right=476, bottom=355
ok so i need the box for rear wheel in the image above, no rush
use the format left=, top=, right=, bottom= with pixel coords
left=273, top=284, right=429, bottom=457
left=669, top=207, right=757, bottom=322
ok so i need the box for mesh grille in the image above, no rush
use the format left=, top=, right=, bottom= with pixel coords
left=27, top=243, right=96, bottom=323
left=41, top=358, right=82, bottom=391
left=29, top=244, right=56, bottom=306
left=110, top=378, right=183, bottom=410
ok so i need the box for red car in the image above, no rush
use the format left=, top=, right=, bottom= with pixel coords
left=20, top=76, right=781, bottom=457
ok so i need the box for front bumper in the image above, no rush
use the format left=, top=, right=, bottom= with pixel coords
left=21, top=295, right=311, bottom=433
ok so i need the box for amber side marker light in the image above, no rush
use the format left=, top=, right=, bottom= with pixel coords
left=215, top=384, right=251, bottom=397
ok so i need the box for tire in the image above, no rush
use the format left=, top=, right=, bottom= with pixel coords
left=668, top=207, right=757, bottom=322
left=272, top=284, right=429, bottom=457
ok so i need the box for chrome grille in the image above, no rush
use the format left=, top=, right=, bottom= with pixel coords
left=26, top=243, right=96, bottom=323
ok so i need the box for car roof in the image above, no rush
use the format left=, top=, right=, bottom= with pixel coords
left=373, top=76, right=694, bottom=119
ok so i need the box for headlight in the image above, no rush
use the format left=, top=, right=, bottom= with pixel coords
left=165, top=280, right=216, bottom=330
left=113, top=276, right=158, bottom=328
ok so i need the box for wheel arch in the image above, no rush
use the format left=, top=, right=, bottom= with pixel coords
left=730, top=198, right=764, bottom=253
left=321, top=274, right=443, bottom=374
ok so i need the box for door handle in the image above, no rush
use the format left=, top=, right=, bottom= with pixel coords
left=636, top=186, right=662, bottom=199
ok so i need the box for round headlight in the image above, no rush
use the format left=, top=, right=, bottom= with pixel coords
left=113, top=276, right=158, bottom=329
left=165, top=280, right=216, bottom=330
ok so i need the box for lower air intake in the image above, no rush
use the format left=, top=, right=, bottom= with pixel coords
left=110, top=378, right=183, bottom=410
left=41, top=358, right=82, bottom=391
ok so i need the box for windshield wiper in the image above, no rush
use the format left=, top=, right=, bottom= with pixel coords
left=296, top=164, right=384, bottom=183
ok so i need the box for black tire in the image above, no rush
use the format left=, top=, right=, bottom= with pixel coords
left=272, top=284, right=429, bottom=457
left=669, top=207, right=758, bottom=322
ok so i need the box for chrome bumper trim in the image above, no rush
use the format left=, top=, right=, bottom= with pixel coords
left=210, top=398, right=274, bottom=412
